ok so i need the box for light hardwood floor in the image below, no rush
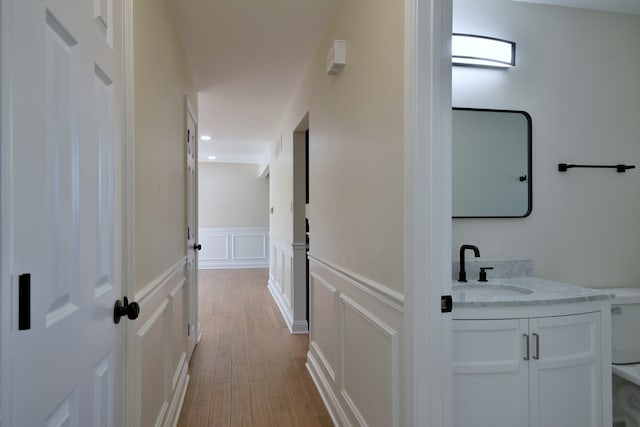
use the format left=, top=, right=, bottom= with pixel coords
left=177, top=269, right=333, bottom=427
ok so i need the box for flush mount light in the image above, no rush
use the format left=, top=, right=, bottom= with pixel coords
left=452, top=33, right=516, bottom=68
left=200, top=135, right=212, bottom=141
left=207, top=155, right=216, bottom=160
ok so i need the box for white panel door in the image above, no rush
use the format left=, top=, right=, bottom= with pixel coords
left=3, top=0, right=124, bottom=425
left=529, top=312, right=602, bottom=427
left=185, top=100, right=199, bottom=357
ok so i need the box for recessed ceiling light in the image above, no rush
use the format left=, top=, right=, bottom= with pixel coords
left=207, top=155, right=217, bottom=160
left=200, top=135, right=212, bottom=141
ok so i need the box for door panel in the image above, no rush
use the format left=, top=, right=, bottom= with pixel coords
left=4, top=0, right=124, bottom=424
left=45, top=8, right=81, bottom=327
left=185, top=100, right=198, bottom=357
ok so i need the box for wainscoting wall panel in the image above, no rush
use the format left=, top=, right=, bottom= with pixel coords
left=310, top=275, right=338, bottom=382
left=129, top=259, right=191, bottom=427
left=199, top=227, right=269, bottom=269
left=306, top=255, right=404, bottom=427
left=268, top=234, right=308, bottom=334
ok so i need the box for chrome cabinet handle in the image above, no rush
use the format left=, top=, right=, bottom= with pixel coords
left=532, top=333, right=540, bottom=360
left=523, top=334, right=530, bottom=361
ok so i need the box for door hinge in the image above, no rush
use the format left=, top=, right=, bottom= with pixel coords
left=187, top=324, right=191, bottom=337
left=441, top=295, right=453, bottom=313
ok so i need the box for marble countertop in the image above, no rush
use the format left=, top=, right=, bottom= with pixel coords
left=452, top=277, right=612, bottom=308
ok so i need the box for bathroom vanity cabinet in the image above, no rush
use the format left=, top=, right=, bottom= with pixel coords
left=451, top=278, right=611, bottom=427
left=453, top=311, right=602, bottom=427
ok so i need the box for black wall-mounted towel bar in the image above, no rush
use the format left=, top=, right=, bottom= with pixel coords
left=558, top=163, right=636, bottom=173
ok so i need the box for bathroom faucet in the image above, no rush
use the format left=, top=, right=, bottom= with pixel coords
left=458, top=244, right=480, bottom=282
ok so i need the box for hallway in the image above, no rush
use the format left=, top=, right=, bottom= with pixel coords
left=177, top=269, right=332, bottom=426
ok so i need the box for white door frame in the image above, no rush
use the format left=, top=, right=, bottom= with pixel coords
left=123, top=0, right=135, bottom=325
left=404, top=0, right=453, bottom=426
left=122, top=0, right=136, bottom=424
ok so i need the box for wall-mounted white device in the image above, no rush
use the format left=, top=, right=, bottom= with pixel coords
left=326, top=39, right=346, bottom=75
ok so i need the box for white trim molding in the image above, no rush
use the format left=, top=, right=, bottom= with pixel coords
left=267, top=234, right=308, bottom=334
left=198, top=227, right=269, bottom=269
left=308, top=254, right=404, bottom=313
left=404, top=0, right=453, bottom=426
left=306, top=257, right=404, bottom=426
left=123, top=1, right=136, bottom=424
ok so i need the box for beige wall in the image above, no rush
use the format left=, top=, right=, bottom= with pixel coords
left=198, top=162, right=269, bottom=228
left=133, top=0, right=197, bottom=290
left=270, top=0, right=405, bottom=291
left=452, top=0, right=640, bottom=288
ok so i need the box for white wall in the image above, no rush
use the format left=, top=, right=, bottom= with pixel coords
left=452, top=0, right=640, bottom=288
left=198, top=162, right=270, bottom=269
left=132, top=0, right=196, bottom=424
left=134, top=0, right=197, bottom=290
left=198, top=162, right=269, bottom=228
left=268, top=0, right=406, bottom=424
left=270, top=0, right=404, bottom=290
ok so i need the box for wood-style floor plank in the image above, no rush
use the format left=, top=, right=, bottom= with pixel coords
left=178, top=269, right=332, bottom=427
left=209, top=383, right=231, bottom=427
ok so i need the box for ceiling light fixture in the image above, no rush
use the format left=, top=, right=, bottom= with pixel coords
left=452, top=33, right=516, bottom=68
left=200, top=135, right=212, bottom=141
left=207, top=155, right=216, bottom=160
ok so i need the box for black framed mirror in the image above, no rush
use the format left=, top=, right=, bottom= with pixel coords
left=453, top=107, right=532, bottom=218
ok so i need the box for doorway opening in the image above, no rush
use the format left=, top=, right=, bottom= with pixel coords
left=293, top=113, right=309, bottom=328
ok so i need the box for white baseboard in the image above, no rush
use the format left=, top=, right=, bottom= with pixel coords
left=198, top=227, right=269, bottom=269
left=291, top=320, right=309, bottom=334
left=199, top=261, right=269, bottom=269
left=164, top=364, right=189, bottom=427
left=268, top=277, right=309, bottom=334
left=307, top=352, right=349, bottom=427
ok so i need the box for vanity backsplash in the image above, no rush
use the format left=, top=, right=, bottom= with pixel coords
left=452, top=259, right=534, bottom=280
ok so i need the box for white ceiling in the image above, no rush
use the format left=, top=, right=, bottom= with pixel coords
left=514, top=0, right=640, bottom=15
left=170, top=0, right=337, bottom=164
left=169, top=0, right=638, bottom=165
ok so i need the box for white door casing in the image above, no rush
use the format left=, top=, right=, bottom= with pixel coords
left=185, top=98, right=199, bottom=356
left=403, top=0, right=453, bottom=425
left=1, top=0, right=126, bottom=425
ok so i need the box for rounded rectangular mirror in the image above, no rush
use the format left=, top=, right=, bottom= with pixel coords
left=453, top=108, right=532, bottom=218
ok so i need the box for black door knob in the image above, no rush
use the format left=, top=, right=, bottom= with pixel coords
left=114, top=296, right=140, bottom=324
left=193, top=243, right=202, bottom=251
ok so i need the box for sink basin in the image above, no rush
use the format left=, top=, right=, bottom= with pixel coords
left=452, top=283, right=533, bottom=297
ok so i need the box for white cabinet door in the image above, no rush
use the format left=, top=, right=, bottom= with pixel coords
left=529, top=312, right=602, bottom=427
left=453, top=319, right=530, bottom=427
left=453, top=312, right=603, bottom=427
